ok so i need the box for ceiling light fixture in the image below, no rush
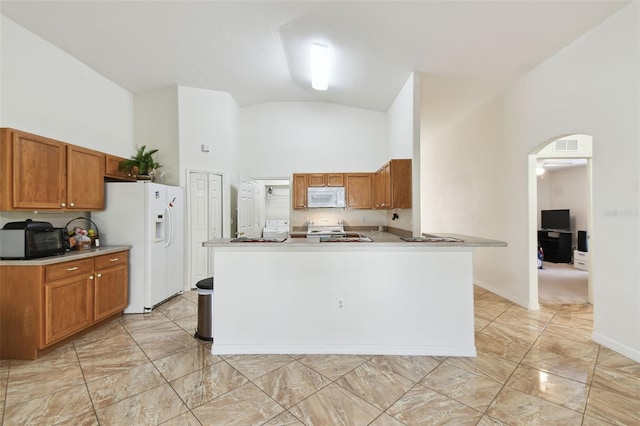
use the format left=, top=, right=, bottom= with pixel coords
left=310, top=43, right=329, bottom=91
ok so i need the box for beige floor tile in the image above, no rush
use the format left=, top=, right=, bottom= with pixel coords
left=262, top=411, right=305, bottom=425
left=181, top=290, right=199, bottom=304
left=581, top=414, right=620, bottom=425
left=87, top=362, right=166, bottom=409
left=335, top=361, right=415, bottom=410
left=129, top=320, right=199, bottom=360
left=445, top=351, right=518, bottom=383
left=192, top=382, right=284, bottom=426
left=157, top=296, right=198, bottom=321
left=542, top=322, right=595, bottom=346
left=522, top=334, right=598, bottom=384
left=591, top=347, right=640, bottom=399
left=55, top=411, right=99, bottom=425
left=224, top=354, right=294, bottom=380
left=289, top=382, right=381, bottom=426
left=3, top=383, right=93, bottom=425
left=420, top=363, right=503, bottom=411
left=369, top=413, right=407, bottom=425
left=120, top=310, right=173, bottom=333
left=475, top=329, right=533, bottom=364
left=95, top=383, right=187, bottom=425
left=498, top=304, right=555, bottom=325
left=76, top=333, right=149, bottom=382
left=160, top=410, right=201, bottom=425
left=297, top=354, right=367, bottom=380
left=73, top=318, right=127, bottom=346
left=483, top=315, right=544, bottom=344
left=368, top=355, right=442, bottom=382
left=386, top=384, right=482, bottom=425
left=476, top=415, right=510, bottom=425
left=486, top=388, right=583, bottom=425
left=254, top=360, right=331, bottom=408
left=154, top=344, right=221, bottom=382
left=475, top=315, right=491, bottom=332
left=585, top=383, right=640, bottom=425
left=475, top=304, right=510, bottom=321
left=505, top=365, right=589, bottom=412
left=174, top=315, right=198, bottom=335
left=169, top=361, right=249, bottom=409
left=5, top=345, right=85, bottom=406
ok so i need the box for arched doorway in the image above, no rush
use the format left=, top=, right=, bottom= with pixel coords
left=528, top=134, right=593, bottom=307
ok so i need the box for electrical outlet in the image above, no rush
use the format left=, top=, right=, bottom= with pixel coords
left=336, top=298, right=345, bottom=311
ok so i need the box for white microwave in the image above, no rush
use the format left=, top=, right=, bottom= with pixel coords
left=308, top=187, right=346, bottom=208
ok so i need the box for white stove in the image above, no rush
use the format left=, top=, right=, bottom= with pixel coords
left=306, top=220, right=346, bottom=238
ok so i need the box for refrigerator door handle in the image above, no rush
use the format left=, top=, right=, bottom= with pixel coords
left=165, top=205, right=173, bottom=248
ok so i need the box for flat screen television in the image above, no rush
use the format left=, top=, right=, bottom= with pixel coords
left=541, top=209, right=570, bottom=231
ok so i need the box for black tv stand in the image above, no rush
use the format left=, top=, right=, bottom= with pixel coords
left=538, top=230, right=572, bottom=263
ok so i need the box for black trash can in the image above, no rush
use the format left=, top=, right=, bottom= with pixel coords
left=195, top=277, right=214, bottom=341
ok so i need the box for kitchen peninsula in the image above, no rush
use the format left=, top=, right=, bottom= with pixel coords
left=204, top=232, right=506, bottom=357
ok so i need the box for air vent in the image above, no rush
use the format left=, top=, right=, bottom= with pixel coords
left=554, top=139, right=578, bottom=151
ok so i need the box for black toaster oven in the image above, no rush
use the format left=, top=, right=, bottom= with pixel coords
left=0, top=219, right=68, bottom=259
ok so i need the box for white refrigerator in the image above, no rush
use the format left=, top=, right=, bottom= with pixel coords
left=93, top=181, right=184, bottom=313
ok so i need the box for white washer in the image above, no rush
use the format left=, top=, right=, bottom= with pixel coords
left=263, top=220, right=289, bottom=239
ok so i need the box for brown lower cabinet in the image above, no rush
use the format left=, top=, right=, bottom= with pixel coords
left=0, top=250, right=128, bottom=360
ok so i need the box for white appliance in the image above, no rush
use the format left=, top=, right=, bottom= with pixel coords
left=308, top=187, right=345, bottom=208
left=263, top=220, right=289, bottom=239
left=93, top=181, right=184, bottom=313
left=306, top=219, right=346, bottom=237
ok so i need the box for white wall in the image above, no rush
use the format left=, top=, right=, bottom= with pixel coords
left=237, top=102, right=387, bottom=178
left=133, top=87, right=179, bottom=185
left=386, top=73, right=420, bottom=234
left=0, top=15, right=134, bottom=229
left=537, top=166, right=589, bottom=234
left=0, top=15, right=133, bottom=154
left=422, top=3, right=640, bottom=361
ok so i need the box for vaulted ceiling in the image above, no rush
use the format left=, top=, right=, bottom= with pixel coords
left=1, top=1, right=629, bottom=112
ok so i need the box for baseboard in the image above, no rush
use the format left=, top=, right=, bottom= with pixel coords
left=474, top=279, right=537, bottom=310
left=592, top=332, right=640, bottom=363
left=211, top=344, right=477, bottom=357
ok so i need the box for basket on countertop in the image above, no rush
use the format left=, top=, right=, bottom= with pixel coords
left=65, top=217, right=100, bottom=250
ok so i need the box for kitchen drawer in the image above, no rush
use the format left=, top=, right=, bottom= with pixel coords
left=45, top=258, right=93, bottom=282
left=94, top=251, right=128, bottom=270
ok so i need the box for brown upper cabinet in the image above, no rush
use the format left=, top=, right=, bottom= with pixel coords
left=373, top=159, right=412, bottom=209
left=105, top=154, right=135, bottom=181
left=0, top=128, right=105, bottom=211
left=292, top=173, right=308, bottom=209
left=345, top=173, right=373, bottom=209
left=308, top=173, right=344, bottom=187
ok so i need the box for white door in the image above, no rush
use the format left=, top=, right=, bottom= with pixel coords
left=188, top=172, right=223, bottom=288
left=237, top=180, right=256, bottom=237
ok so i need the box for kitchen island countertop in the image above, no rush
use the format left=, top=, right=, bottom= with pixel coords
left=204, top=231, right=506, bottom=248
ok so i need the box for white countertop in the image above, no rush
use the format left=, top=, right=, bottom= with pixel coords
left=0, top=245, right=132, bottom=266
left=203, top=231, right=506, bottom=248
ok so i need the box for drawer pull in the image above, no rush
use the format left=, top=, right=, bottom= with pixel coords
left=110, top=258, right=119, bottom=262
left=66, top=267, right=78, bottom=271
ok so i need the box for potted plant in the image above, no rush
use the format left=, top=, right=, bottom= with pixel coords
left=119, top=145, right=162, bottom=178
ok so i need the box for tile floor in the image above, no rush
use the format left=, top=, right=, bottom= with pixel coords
left=1, top=287, right=638, bottom=425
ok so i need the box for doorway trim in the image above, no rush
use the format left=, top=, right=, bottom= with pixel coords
left=528, top=135, right=593, bottom=308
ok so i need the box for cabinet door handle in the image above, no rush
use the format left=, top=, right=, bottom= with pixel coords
left=66, top=266, right=78, bottom=271
left=61, top=202, right=66, bottom=207
left=110, top=258, right=119, bottom=262
left=97, top=273, right=102, bottom=278
left=70, top=202, right=75, bottom=207
left=89, top=275, right=94, bottom=280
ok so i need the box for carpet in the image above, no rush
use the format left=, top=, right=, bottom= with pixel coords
left=538, top=261, right=588, bottom=305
